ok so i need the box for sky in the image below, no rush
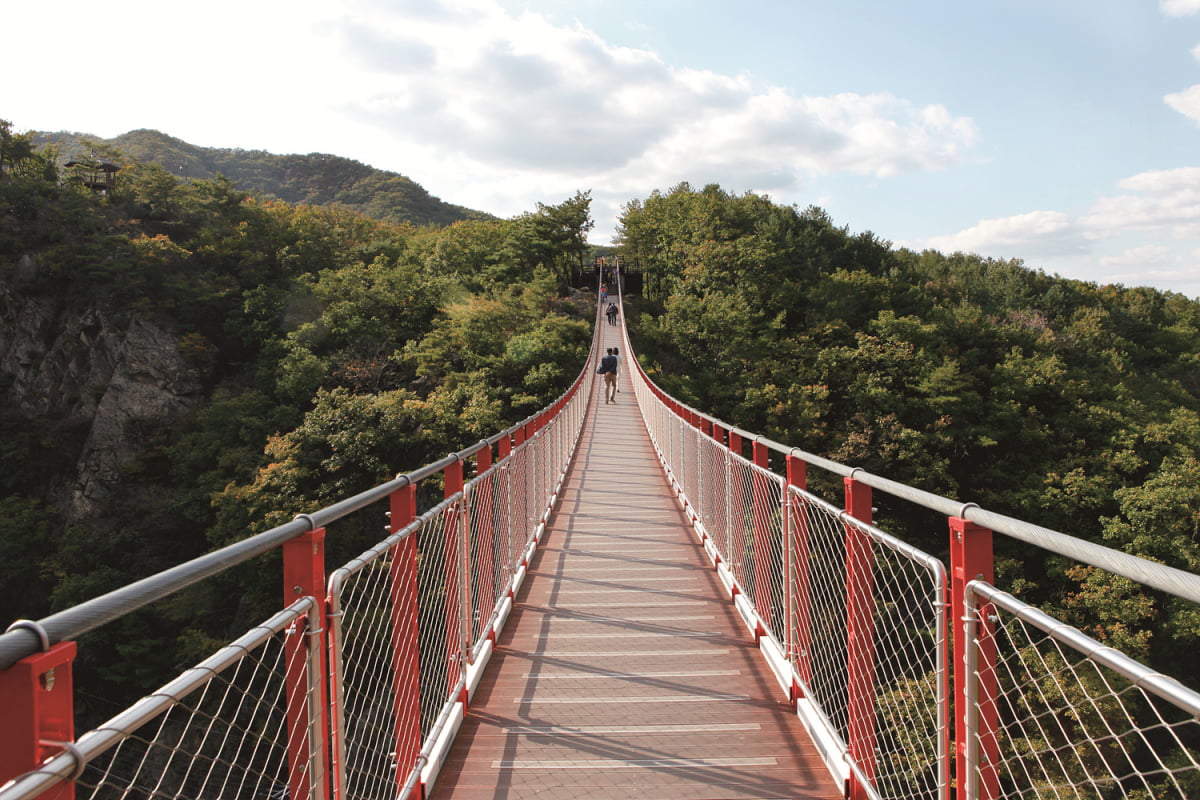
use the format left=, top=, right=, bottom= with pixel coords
left=5, top=0, right=1200, bottom=297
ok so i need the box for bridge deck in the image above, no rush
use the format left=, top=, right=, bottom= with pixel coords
left=431, top=329, right=841, bottom=799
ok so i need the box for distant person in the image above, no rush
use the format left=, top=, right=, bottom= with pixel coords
left=606, top=303, right=618, bottom=325
left=600, top=285, right=608, bottom=304
left=597, top=347, right=618, bottom=404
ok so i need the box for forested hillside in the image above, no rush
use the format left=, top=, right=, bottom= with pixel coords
left=0, top=120, right=593, bottom=719
left=619, top=183, right=1200, bottom=677
left=5, top=115, right=1200, bottom=717
left=33, top=128, right=491, bottom=227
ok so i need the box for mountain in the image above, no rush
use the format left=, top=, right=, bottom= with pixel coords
left=33, top=128, right=493, bottom=227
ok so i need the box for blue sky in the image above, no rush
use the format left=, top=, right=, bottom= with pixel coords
left=5, top=0, right=1200, bottom=296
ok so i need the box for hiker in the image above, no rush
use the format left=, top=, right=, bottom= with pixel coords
left=597, top=347, right=618, bottom=403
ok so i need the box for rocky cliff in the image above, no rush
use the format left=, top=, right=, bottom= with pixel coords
left=0, top=284, right=204, bottom=522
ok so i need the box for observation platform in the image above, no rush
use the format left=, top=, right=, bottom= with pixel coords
left=431, top=327, right=842, bottom=799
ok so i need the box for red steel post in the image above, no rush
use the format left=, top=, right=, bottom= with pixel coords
left=443, top=459, right=467, bottom=707
left=786, top=454, right=811, bottom=701
left=950, top=516, right=998, bottom=800
left=729, top=429, right=744, bottom=583
left=844, top=476, right=876, bottom=800
left=282, top=527, right=329, bottom=800
left=751, top=440, right=772, bottom=639
left=497, top=434, right=514, bottom=571
left=0, top=642, right=77, bottom=800
left=710, top=423, right=730, bottom=560
left=475, top=444, right=496, bottom=643
left=388, top=485, right=421, bottom=797
left=696, top=418, right=713, bottom=527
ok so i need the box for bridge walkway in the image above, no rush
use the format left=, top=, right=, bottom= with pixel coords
left=430, top=326, right=842, bottom=799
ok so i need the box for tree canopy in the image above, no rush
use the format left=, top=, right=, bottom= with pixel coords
left=619, top=181, right=1200, bottom=675
left=0, top=119, right=594, bottom=721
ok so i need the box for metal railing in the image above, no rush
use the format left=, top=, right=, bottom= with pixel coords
left=617, top=298, right=1200, bottom=800
left=3, top=599, right=321, bottom=800
left=5, top=273, right=1200, bottom=800
left=0, top=297, right=603, bottom=800
left=965, top=581, right=1200, bottom=800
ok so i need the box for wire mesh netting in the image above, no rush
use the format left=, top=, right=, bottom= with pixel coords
left=325, top=398, right=585, bottom=800
left=966, top=583, right=1200, bottom=800
left=328, top=497, right=464, bottom=800
left=1, top=326, right=593, bottom=800
left=5, top=601, right=321, bottom=800
left=465, top=466, right=503, bottom=653
left=631, top=357, right=948, bottom=800
left=788, top=488, right=948, bottom=800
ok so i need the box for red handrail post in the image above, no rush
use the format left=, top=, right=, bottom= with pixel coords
left=708, top=422, right=728, bottom=558
left=0, top=642, right=77, bottom=800
left=785, top=453, right=811, bottom=702
left=950, top=516, right=998, bottom=800
left=475, top=444, right=496, bottom=643
left=444, top=459, right=467, bottom=707
left=726, top=429, right=744, bottom=584
left=751, top=440, right=772, bottom=638
left=711, top=422, right=726, bottom=446
left=282, top=526, right=329, bottom=800
left=388, top=484, right=421, bottom=797
left=844, top=476, right=876, bottom=800
left=694, top=418, right=713, bottom=529
left=752, top=441, right=767, bottom=469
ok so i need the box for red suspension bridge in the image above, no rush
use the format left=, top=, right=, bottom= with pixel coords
left=2, top=287, right=1199, bottom=800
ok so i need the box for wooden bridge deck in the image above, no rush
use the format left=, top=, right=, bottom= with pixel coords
left=430, top=328, right=842, bottom=800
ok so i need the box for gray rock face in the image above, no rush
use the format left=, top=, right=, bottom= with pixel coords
left=0, top=286, right=203, bottom=521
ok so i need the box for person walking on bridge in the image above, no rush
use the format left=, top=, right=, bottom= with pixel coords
left=597, top=347, right=618, bottom=403
left=606, top=302, right=618, bottom=326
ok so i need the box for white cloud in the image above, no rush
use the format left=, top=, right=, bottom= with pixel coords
left=1161, top=0, right=1200, bottom=16
left=1095, top=246, right=1200, bottom=294
left=921, top=168, right=1200, bottom=258
left=1165, top=84, right=1200, bottom=123
left=1098, top=244, right=1173, bottom=268
left=3, top=0, right=979, bottom=246
left=920, top=167, right=1200, bottom=248
left=319, top=0, right=979, bottom=204
left=921, top=210, right=1088, bottom=258
left=911, top=168, right=1200, bottom=296
left=1084, top=167, right=1200, bottom=234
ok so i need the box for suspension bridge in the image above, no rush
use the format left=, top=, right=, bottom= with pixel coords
left=1, top=286, right=1199, bottom=800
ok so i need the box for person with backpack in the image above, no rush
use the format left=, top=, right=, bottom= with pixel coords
left=597, top=347, right=619, bottom=403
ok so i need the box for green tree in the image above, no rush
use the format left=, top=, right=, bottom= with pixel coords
left=503, top=191, right=594, bottom=291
